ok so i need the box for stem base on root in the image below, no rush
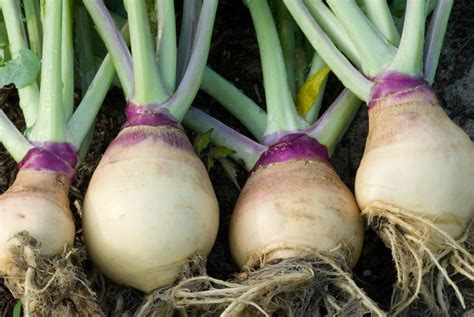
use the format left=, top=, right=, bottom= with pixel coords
left=157, top=250, right=384, bottom=317
left=3, top=232, right=104, bottom=316
left=363, top=203, right=473, bottom=315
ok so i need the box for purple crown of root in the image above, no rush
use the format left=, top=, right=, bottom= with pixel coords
left=124, top=103, right=180, bottom=128
left=369, top=72, right=434, bottom=109
left=18, top=142, right=77, bottom=179
left=254, top=133, right=329, bottom=169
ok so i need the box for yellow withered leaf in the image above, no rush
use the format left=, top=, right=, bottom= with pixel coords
left=296, top=66, right=330, bottom=116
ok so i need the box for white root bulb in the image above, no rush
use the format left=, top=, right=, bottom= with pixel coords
left=0, top=170, right=75, bottom=275
left=83, top=125, right=219, bottom=293
left=230, top=158, right=364, bottom=269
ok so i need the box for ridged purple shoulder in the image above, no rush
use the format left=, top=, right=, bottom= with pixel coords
left=18, top=142, right=77, bottom=179
left=254, top=133, right=329, bottom=170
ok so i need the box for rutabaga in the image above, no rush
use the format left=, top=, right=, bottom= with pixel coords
left=81, top=1, right=219, bottom=307
left=284, top=0, right=473, bottom=313
left=83, top=110, right=218, bottom=292
left=169, top=1, right=384, bottom=315
left=0, top=0, right=115, bottom=315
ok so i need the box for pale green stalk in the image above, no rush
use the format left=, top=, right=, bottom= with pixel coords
left=83, top=0, right=133, bottom=97
left=247, top=0, right=307, bottom=140
left=157, top=0, right=177, bottom=92
left=304, top=0, right=361, bottom=67
left=125, top=0, right=169, bottom=105
left=363, top=0, right=400, bottom=46
left=284, top=0, right=372, bottom=101
left=61, top=0, right=74, bottom=120
left=0, top=110, right=32, bottom=162
left=23, top=0, right=43, bottom=58
left=2, top=0, right=39, bottom=128
left=74, top=3, right=97, bottom=94
left=183, top=107, right=266, bottom=171
left=424, top=0, right=453, bottom=84
left=388, top=1, right=426, bottom=76
left=201, top=67, right=267, bottom=140
left=68, top=24, right=131, bottom=149
left=30, top=1, right=66, bottom=142
left=306, top=89, right=360, bottom=155
left=177, top=0, right=201, bottom=83
left=276, top=1, right=297, bottom=96
left=165, top=0, right=218, bottom=121
left=68, top=55, right=115, bottom=149
left=327, top=0, right=396, bottom=77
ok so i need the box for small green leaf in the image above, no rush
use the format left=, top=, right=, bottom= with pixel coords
left=193, top=129, right=213, bottom=156
left=13, top=300, right=21, bottom=317
left=206, top=156, right=215, bottom=171
left=219, top=158, right=241, bottom=191
left=0, top=49, right=40, bottom=89
left=208, top=146, right=236, bottom=160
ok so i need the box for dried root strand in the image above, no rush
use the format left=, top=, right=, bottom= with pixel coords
left=135, top=248, right=385, bottom=317
left=3, top=231, right=104, bottom=317
left=363, top=203, right=473, bottom=316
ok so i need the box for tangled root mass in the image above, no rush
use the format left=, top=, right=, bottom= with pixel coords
left=364, top=204, right=473, bottom=316
left=3, top=231, right=104, bottom=317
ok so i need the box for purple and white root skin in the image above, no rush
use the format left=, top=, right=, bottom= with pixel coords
left=356, top=72, right=474, bottom=241
left=230, top=134, right=364, bottom=269
left=83, top=104, right=219, bottom=293
left=0, top=142, right=77, bottom=274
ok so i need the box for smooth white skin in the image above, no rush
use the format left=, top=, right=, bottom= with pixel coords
left=0, top=170, right=75, bottom=274
left=83, top=126, right=219, bottom=293
left=356, top=96, right=474, bottom=239
left=230, top=159, right=364, bottom=269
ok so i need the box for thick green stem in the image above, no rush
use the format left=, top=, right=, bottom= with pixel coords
left=157, top=0, right=177, bottom=92
left=83, top=0, right=133, bottom=98
left=276, top=1, right=297, bottom=96
left=0, top=110, right=33, bottom=162
left=30, top=0, right=66, bottom=142
left=388, top=1, right=426, bottom=76
left=177, top=0, right=201, bottom=83
left=74, top=3, right=97, bottom=94
left=247, top=0, right=306, bottom=139
left=424, top=0, right=453, bottom=84
left=183, top=107, right=266, bottom=171
left=363, top=0, right=400, bottom=46
left=201, top=67, right=267, bottom=141
left=125, top=0, right=169, bottom=105
left=2, top=0, right=39, bottom=128
left=306, top=89, right=360, bottom=155
left=284, top=0, right=372, bottom=101
left=68, top=55, right=114, bottom=149
left=61, top=0, right=74, bottom=120
left=304, top=0, right=361, bottom=67
left=23, top=0, right=43, bottom=58
left=165, top=0, right=217, bottom=121
left=327, top=0, right=396, bottom=77
left=68, top=25, right=130, bottom=149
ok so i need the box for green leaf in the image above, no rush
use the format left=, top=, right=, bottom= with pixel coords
left=0, top=49, right=40, bottom=89
left=208, top=145, right=236, bottom=159
left=219, top=158, right=241, bottom=191
left=13, top=300, right=21, bottom=317
left=206, top=156, right=215, bottom=171
left=193, top=128, right=213, bottom=156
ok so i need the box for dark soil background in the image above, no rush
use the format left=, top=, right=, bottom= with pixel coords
left=1, top=1, right=473, bottom=316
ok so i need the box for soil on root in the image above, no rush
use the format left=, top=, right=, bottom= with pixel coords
left=1, top=0, right=473, bottom=315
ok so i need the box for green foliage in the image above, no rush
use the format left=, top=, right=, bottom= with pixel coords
left=0, top=49, right=40, bottom=88
left=193, top=129, right=240, bottom=190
